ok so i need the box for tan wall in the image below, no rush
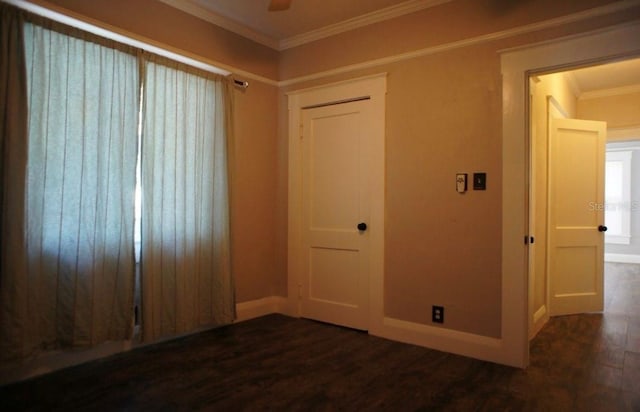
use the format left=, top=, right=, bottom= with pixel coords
left=29, top=0, right=282, bottom=303
left=578, top=91, right=640, bottom=131
left=529, top=73, right=577, bottom=337
left=278, top=0, right=639, bottom=338
left=26, top=0, right=640, bottom=337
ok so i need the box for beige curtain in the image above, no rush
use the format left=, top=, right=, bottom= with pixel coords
left=141, top=55, right=234, bottom=341
left=0, top=4, right=29, bottom=361
left=0, top=14, right=140, bottom=360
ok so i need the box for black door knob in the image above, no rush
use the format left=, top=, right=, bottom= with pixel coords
left=357, top=222, right=367, bottom=231
left=598, top=225, right=608, bottom=232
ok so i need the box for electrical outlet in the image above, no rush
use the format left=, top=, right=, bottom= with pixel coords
left=432, top=305, right=444, bottom=324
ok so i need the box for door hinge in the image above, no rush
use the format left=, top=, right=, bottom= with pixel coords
left=298, top=283, right=302, bottom=299
left=299, top=123, right=303, bottom=139
left=524, top=236, right=535, bottom=245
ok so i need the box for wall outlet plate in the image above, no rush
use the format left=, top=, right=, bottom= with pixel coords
left=432, top=305, right=444, bottom=323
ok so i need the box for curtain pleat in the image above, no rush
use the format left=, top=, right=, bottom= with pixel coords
left=141, top=55, right=234, bottom=342
left=0, top=3, right=29, bottom=362
left=0, top=18, right=139, bottom=360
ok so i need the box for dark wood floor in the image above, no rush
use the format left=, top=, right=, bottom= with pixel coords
left=1, top=263, right=639, bottom=411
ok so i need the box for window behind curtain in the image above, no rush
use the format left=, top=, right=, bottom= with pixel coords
left=141, top=56, right=234, bottom=341
left=21, top=21, right=139, bottom=350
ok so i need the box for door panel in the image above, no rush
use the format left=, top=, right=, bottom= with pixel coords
left=548, top=118, right=606, bottom=316
left=301, top=100, right=370, bottom=330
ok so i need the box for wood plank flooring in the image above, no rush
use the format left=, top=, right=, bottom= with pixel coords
left=1, top=263, right=639, bottom=411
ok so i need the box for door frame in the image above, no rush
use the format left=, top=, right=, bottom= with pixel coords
left=286, top=73, right=387, bottom=333
left=501, top=22, right=640, bottom=367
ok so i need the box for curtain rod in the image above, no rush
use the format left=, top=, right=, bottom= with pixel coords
left=4, top=0, right=239, bottom=79
left=233, top=79, right=249, bottom=89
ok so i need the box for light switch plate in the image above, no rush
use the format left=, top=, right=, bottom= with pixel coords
left=473, top=172, right=486, bottom=190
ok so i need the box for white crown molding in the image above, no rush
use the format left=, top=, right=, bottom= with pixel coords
left=279, top=0, right=452, bottom=50
left=579, top=83, right=640, bottom=100
left=156, top=0, right=280, bottom=50
left=281, top=1, right=640, bottom=87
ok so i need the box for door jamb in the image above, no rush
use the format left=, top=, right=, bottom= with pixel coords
left=501, top=22, right=640, bottom=368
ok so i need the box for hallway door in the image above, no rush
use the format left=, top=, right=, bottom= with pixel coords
left=548, top=118, right=607, bottom=316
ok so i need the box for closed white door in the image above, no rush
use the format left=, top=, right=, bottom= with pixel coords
left=548, top=118, right=606, bottom=316
left=300, top=99, right=371, bottom=330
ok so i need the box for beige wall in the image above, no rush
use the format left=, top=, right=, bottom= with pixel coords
left=278, top=0, right=639, bottom=338
left=578, top=90, right=640, bottom=131
left=23, top=0, right=640, bottom=338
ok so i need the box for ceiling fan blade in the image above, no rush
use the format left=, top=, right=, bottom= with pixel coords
left=268, top=0, right=291, bottom=11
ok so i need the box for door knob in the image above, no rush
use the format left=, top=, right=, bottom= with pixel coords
left=357, top=222, right=367, bottom=231
left=598, top=225, right=608, bottom=232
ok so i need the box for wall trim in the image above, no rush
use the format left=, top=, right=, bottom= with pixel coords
left=373, top=317, right=503, bottom=364
left=279, top=1, right=640, bottom=87
left=579, top=83, right=640, bottom=100
left=235, top=296, right=291, bottom=322
left=605, top=253, right=640, bottom=263
left=280, top=0, right=452, bottom=50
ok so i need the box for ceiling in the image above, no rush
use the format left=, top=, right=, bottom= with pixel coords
left=193, top=0, right=411, bottom=39
left=568, top=58, right=640, bottom=95
left=158, top=0, right=448, bottom=49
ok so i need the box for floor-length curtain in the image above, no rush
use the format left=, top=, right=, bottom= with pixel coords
left=0, top=18, right=139, bottom=360
left=0, top=4, right=29, bottom=361
left=141, top=55, right=234, bottom=342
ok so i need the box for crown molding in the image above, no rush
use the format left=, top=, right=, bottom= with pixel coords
left=156, top=0, right=451, bottom=51
left=579, top=83, right=640, bottom=100
left=281, top=5, right=640, bottom=87
left=156, top=0, right=280, bottom=50
left=279, top=0, right=452, bottom=50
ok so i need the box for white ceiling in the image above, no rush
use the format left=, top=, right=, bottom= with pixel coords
left=158, top=0, right=449, bottom=50
left=568, top=58, right=640, bottom=95
left=193, top=0, right=410, bottom=39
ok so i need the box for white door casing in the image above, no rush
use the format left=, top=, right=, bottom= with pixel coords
left=300, top=101, right=370, bottom=329
left=548, top=118, right=606, bottom=316
left=287, top=74, right=386, bottom=333
left=501, top=22, right=640, bottom=368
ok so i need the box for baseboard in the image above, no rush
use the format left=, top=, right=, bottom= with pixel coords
left=370, top=316, right=508, bottom=366
left=605, top=253, right=640, bottom=264
left=235, top=296, right=290, bottom=322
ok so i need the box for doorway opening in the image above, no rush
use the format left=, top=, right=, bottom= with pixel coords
left=527, top=57, right=640, bottom=341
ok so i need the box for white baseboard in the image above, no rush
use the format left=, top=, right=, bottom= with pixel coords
left=370, top=316, right=509, bottom=366
left=605, top=253, right=640, bottom=264
left=235, top=296, right=290, bottom=322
